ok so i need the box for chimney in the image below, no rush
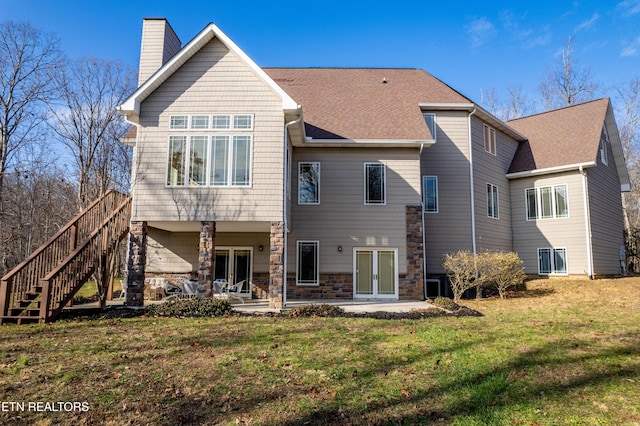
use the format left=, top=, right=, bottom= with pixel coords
left=138, top=18, right=181, bottom=85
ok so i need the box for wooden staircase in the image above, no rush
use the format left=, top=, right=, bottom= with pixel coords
left=0, top=190, right=132, bottom=324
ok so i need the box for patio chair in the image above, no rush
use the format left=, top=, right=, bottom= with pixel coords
left=223, top=280, right=246, bottom=304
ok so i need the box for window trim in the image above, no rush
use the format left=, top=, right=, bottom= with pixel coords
left=298, top=162, right=321, bottom=205
left=296, top=241, right=320, bottom=286
left=364, top=162, right=387, bottom=206
left=525, top=184, right=569, bottom=221
left=538, top=247, right=568, bottom=275
left=486, top=183, right=499, bottom=219
left=483, top=124, right=496, bottom=156
left=423, top=176, right=438, bottom=213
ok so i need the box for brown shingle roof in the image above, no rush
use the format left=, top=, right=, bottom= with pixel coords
left=507, top=99, right=609, bottom=173
left=264, top=68, right=470, bottom=140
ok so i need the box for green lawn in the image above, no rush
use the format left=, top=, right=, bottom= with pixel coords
left=0, top=278, right=638, bottom=425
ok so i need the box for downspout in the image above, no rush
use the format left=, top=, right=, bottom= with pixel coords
left=467, top=107, right=478, bottom=275
left=421, top=199, right=428, bottom=300
left=580, top=165, right=594, bottom=278
left=283, top=113, right=302, bottom=306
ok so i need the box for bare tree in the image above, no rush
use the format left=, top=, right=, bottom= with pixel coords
left=539, top=36, right=599, bottom=110
left=1, top=144, right=76, bottom=276
left=48, top=57, right=135, bottom=209
left=47, top=57, right=134, bottom=307
left=480, top=87, right=503, bottom=118
left=504, top=85, right=535, bottom=120
left=615, top=77, right=640, bottom=235
left=0, top=21, right=61, bottom=214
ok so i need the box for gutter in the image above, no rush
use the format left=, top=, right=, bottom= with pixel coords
left=506, top=162, right=596, bottom=179
left=282, top=112, right=303, bottom=306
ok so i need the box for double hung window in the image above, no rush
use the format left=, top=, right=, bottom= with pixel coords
left=484, top=124, right=496, bottom=155
left=487, top=183, right=499, bottom=219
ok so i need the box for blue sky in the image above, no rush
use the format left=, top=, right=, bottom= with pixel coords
left=3, top=0, right=640, bottom=108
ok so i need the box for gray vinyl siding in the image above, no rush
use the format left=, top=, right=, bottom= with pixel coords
left=132, top=38, right=285, bottom=224
left=510, top=172, right=590, bottom=275
left=420, top=110, right=472, bottom=274
left=146, top=227, right=271, bottom=274
left=471, top=116, right=519, bottom=252
left=587, top=128, right=625, bottom=275
left=289, top=148, right=422, bottom=274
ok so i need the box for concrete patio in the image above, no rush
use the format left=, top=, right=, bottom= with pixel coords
left=232, top=299, right=435, bottom=314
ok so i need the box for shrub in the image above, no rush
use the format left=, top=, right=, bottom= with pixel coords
left=432, top=296, right=458, bottom=310
left=288, top=304, right=346, bottom=317
left=146, top=297, right=233, bottom=318
left=442, top=250, right=478, bottom=301
left=479, top=251, right=526, bottom=298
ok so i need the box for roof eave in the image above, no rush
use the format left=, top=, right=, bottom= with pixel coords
left=118, top=22, right=298, bottom=123
left=298, top=138, right=435, bottom=148
left=506, top=161, right=596, bottom=179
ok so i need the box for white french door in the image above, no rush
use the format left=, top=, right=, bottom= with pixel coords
left=214, top=247, right=252, bottom=297
left=354, top=249, right=398, bottom=299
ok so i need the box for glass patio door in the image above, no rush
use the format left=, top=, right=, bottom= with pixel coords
left=214, top=247, right=252, bottom=297
left=354, top=249, right=398, bottom=298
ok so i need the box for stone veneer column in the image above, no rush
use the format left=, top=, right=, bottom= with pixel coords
left=125, top=221, right=147, bottom=307
left=405, top=205, right=425, bottom=299
left=269, top=221, right=285, bottom=309
left=198, top=221, right=216, bottom=296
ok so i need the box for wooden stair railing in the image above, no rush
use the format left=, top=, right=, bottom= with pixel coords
left=0, top=190, right=132, bottom=324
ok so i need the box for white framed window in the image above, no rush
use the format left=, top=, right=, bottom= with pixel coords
left=297, top=241, right=319, bottom=285
left=166, top=114, right=254, bottom=188
left=484, top=124, right=496, bottom=155
left=526, top=184, right=569, bottom=220
left=538, top=248, right=567, bottom=275
left=166, top=134, right=252, bottom=187
left=600, top=127, right=609, bottom=165
left=487, top=183, right=499, bottom=219
left=167, top=136, right=187, bottom=186
left=365, top=162, right=386, bottom=205
left=423, top=113, right=436, bottom=141
left=189, top=136, right=208, bottom=186
left=298, top=162, right=320, bottom=205
left=191, top=115, right=209, bottom=130
left=212, top=115, right=231, bottom=129
left=170, top=115, right=188, bottom=130
left=234, top=114, right=253, bottom=130
left=423, top=176, right=438, bottom=213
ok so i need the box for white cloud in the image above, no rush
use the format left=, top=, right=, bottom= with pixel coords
left=617, top=0, right=640, bottom=17
left=621, top=37, right=640, bottom=56
left=574, top=12, right=599, bottom=32
left=467, top=17, right=496, bottom=48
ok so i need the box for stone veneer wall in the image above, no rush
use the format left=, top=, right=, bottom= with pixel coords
left=125, top=221, right=147, bottom=306
left=268, top=221, right=285, bottom=308
left=401, top=205, right=425, bottom=300
left=287, top=274, right=354, bottom=299
left=197, top=221, right=215, bottom=297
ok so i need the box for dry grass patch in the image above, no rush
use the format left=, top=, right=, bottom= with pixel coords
left=0, top=278, right=638, bottom=425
